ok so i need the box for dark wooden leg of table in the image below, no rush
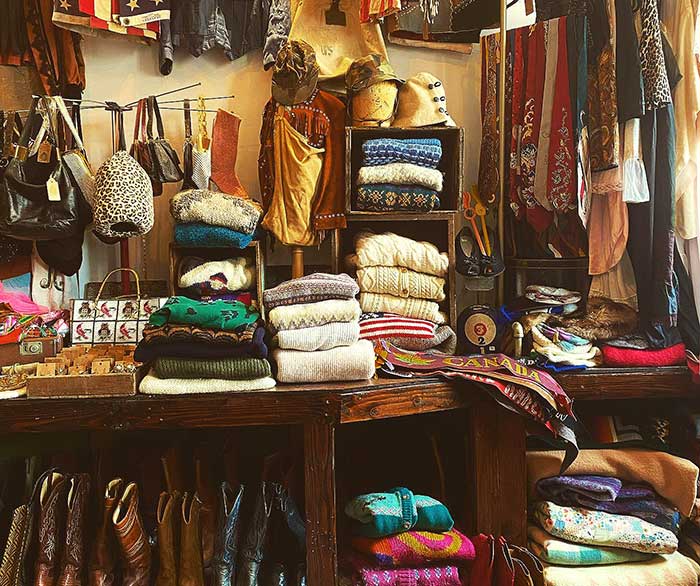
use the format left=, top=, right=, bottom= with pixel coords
left=304, top=421, right=338, bottom=586
left=466, top=398, right=527, bottom=545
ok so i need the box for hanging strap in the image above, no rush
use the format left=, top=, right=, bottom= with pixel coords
left=196, top=96, right=210, bottom=151
left=146, top=95, right=166, bottom=140
left=54, top=96, right=85, bottom=152
left=14, top=97, right=41, bottom=161
left=117, top=110, right=127, bottom=152
left=184, top=98, right=193, bottom=141
left=181, top=98, right=196, bottom=189
left=133, top=98, right=144, bottom=143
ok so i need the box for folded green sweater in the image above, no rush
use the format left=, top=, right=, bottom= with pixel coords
left=345, top=487, right=454, bottom=538
left=153, top=357, right=272, bottom=380
left=149, top=297, right=260, bottom=331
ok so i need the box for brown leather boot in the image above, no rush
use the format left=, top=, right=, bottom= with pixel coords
left=194, top=459, right=216, bottom=572
left=155, top=492, right=181, bottom=586
left=35, top=472, right=68, bottom=586
left=89, top=479, right=122, bottom=586
left=57, top=474, right=91, bottom=586
left=0, top=505, right=29, bottom=586
left=112, top=483, right=151, bottom=586
left=178, top=493, right=204, bottom=586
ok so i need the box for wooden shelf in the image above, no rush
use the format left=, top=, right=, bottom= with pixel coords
left=556, top=366, right=696, bottom=401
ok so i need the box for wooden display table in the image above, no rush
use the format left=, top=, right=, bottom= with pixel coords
left=0, top=368, right=695, bottom=585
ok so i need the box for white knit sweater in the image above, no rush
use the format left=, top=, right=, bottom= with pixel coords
left=273, top=340, right=376, bottom=383
left=357, top=163, right=444, bottom=191
left=140, top=372, right=276, bottom=394
left=347, top=232, right=449, bottom=277
left=269, top=298, right=362, bottom=331
left=360, top=292, right=447, bottom=324
left=357, top=266, right=446, bottom=301
left=275, top=321, right=360, bottom=351
left=179, top=258, right=255, bottom=291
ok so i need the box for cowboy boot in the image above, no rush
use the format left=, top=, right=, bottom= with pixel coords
left=155, top=492, right=181, bottom=586
left=235, top=483, right=273, bottom=586
left=35, top=472, right=68, bottom=586
left=89, top=479, right=122, bottom=586
left=57, top=474, right=91, bottom=586
left=112, top=483, right=151, bottom=586
left=179, top=494, right=204, bottom=586
left=211, top=484, right=244, bottom=586
left=494, top=537, right=515, bottom=586
left=0, top=505, right=28, bottom=586
left=469, top=534, right=495, bottom=586
left=509, top=546, right=544, bottom=586
left=195, top=458, right=217, bottom=573
left=512, top=558, right=534, bottom=586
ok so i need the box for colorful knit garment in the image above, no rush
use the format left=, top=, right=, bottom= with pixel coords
left=263, top=273, right=359, bottom=311
left=353, top=566, right=461, bottom=586
left=362, top=138, right=442, bottom=168
left=149, top=297, right=260, bottom=331
left=356, top=185, right=441, bottom=212
left=533, top=501, right=678, bottom=554
left=346, top=488, right=454, bottom=538
left=351, top=529, right=475, bottom=568
left=174, top=223, right=255, bottom=249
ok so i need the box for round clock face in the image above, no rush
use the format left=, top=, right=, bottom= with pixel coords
left=464, top=312, right=498, bottom=348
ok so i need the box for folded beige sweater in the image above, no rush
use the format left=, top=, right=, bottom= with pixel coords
left=347, top=232, right=449, bottom=277
left=273, top=340, right=376, bottom=383
left=360, top=292, right=447, bottom=324
left=274, top=321, right=360, bottom=351
left=357, top=266, right=446, bottom=301
left=269, top=298, right=362, bottom=331
left=528, top=449, right=699, bottom=515
left=140, top=372, right=276, bottom=394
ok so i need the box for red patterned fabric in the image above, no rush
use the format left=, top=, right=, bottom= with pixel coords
left=602, top=343, right=687, bottom=367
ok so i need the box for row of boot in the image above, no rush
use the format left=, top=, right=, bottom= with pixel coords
left=0, top=468, right=306, bottom=586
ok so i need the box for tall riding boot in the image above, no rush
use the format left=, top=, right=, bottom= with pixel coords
left=57, top=475, right=91, bottom=586
left=235, top=483, right=273, bottom=586
left=155, top=492, right=181, bottom=586
left=178, top=494, right=204, bottom=586
left=89, top=479, right=122, bottom=586
left=34, top=472, right=68, bottom=586
left=112, top=483, right=151, bottom=586
left=211, top=483, right=244, bottom=586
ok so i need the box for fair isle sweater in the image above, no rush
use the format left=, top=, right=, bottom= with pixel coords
left=268, top=298, right=362, bottom=332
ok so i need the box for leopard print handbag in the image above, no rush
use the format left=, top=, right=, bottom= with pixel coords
left=93, top=112, right=154, bottom=239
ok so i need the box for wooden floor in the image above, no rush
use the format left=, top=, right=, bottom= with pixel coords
left=0, top=367, right=695, bottom=585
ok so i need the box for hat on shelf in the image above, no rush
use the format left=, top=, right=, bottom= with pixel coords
left=346, top=54, right=403, bottom=127
left=392, top=72, right=456, bottom=128
left=271, top=40, right=320, bottom=106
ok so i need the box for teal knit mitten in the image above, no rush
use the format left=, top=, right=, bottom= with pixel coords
left=345, top=487, right=454, bottom=538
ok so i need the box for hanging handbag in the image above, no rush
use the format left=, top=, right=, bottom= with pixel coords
left=129, top=98, right=161, bottom=195
left=145, top=95, right=183, bottom=187
left=69, top=268, right=169, bottom=345
left=0, top=97, right=84, bottom=241
left=93, top=111, right=154, bottom=239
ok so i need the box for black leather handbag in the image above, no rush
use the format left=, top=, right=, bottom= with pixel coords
left=145, top=95, right=183, bottom=187
left=0, top=97, right=83, bottom=241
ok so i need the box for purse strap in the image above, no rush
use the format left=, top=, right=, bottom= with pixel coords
left=54, top=96, right=86, bottom=153
left=117, top=110, right=127, bottom=152
left=184, top=99, right=193, bottom=142
left=181, top=99, right=196, bottom=189
left=133, top=99, right=144, bottom=144
left=146, top=95, right=167, bottom=140
left=94, top=268, right=142, bottom=305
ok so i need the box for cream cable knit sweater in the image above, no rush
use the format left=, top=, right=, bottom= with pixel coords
left=269, top=298, right=362, bottom=331
left=347, top=232, right=449, bottom=277
left=357, top=266, right=446, bottom=301
left=140, top=372, right=276, bottom=394
left=360, top=292, right=447, bottom=324
left=273, top=340, right=376, bottom=383
left=179, top=258, right=255, bottom=291
left=275, top=321, right=360, bottom=351
left=357, top=163, right=444, bottom=191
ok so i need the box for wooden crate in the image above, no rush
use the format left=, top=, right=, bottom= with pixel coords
left=332, top=211, right=458, bottom=328
left=345, top=126, right=464, bottom=214
left=168, top=240, right=266, bottom=316
left=26, top=370, right=142, bottom=398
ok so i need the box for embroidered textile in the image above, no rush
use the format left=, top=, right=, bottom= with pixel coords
left=356, top=185, right=440, bottom=212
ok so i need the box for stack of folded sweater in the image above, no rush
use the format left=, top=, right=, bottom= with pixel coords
left=356, top=138, right=444, bottom=212
left=342, top=487, right=474, bottom=586
left=347, top=231, right=456, bottom=353
left=135, top=296, right=275, bottom=394
left=527, top=449, right=700, bottom=586
left=264, top=273, right=376, bottom=384
left=170, top=190, right=262, bottom=248
left=177, top=256, right=256, bottom=303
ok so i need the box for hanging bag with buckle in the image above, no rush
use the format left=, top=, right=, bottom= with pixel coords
left=145, top=95, right=183, bottom=191
left=70, top=268, right=169, bottom=345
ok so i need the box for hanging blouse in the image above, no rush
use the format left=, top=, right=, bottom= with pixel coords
left=509, top=27, right=528, bottom=221
left=639, top=0, right=672, bottom=110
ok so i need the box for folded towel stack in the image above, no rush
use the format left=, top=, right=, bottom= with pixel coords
left=342, top=487, right=473, bottom=586
left=347, top=232, right=456, bottom=353
left=170, top=189, right=262, bottom=248
left=264, top=273, right=375, bottom=383
left=135, top=296, right=275, bottom=394
left=356, top=139, right=444, bottom=212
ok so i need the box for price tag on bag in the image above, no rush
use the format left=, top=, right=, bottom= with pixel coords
left=37, top=141, right=52, bottom=163
left=46, top=177, right=61, bottom=201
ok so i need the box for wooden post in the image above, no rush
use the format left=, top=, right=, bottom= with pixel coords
left=304, top=422, right=338, bottom=586
left=466, top=398, right=527, bottom=545
left=291, top=246, right=304, bottom=279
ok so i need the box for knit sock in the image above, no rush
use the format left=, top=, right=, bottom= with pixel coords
left=210, top=109, right=247, bottom=197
